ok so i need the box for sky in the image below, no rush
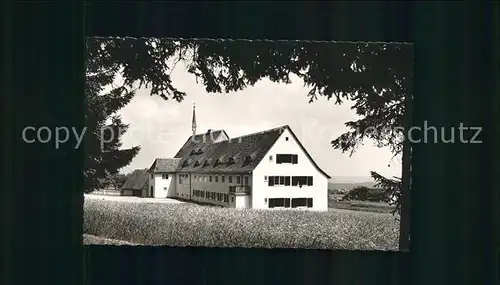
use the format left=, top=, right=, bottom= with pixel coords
left=114, top=61, right=402, bottom=182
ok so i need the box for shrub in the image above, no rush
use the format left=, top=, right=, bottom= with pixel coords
left=83, top=198, right=399, bottom=250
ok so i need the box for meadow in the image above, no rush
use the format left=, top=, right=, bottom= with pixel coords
left=328, top=194, right=396, bottom=214
left=83, top=197, right=400, bottom=250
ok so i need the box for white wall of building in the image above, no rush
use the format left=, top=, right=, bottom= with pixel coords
left=148, top=173, right=176, bottom=198
left=252, top=128, right=329, bottom=211
left=177, top=172, right=252, bottom=207
left=235, top=195, right=250, bottom=208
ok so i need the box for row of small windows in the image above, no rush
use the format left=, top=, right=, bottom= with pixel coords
left=267, top=197, right=313, bottom=208
left=179, top=174, right=249, bottom=185
left=192, top=189, right=231, bottom=203
left=184, top=153, right=298, bottom=168
left=183, top=152, right=258, bottom=168
left=266, top=176, right=313, bottom=186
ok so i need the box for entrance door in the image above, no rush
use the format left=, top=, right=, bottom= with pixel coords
left=150, top=186, right=154, bottom=198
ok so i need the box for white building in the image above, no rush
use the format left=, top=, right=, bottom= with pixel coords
left=147, top=104, right=331, bottom=211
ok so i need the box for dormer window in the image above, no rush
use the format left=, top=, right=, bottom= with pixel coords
left=193, top=160, right=200, bottom=167
left=226, top=157, right=235, bottom=165
left=243, top=155, right=253, bottom=166
left=203, top=160, right=209, bottom=167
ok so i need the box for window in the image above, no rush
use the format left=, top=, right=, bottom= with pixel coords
left=276, top=154, right=298, bottom=164
left=307, top=198, right=313, bottom=208
left=224, top=194, right=229, bottom=203
left=268, top=176, right=290, bottom=186
left=151, top=174, right=154, bottom=179
left=285, top=136, right=289, bottom=141
left=209, top=176, right=212, bottom=182
left=268, top=198, right=291, bottom=208
left=269, top=155, right=273, bottom=161
left=264, top=176, right=268, bottom=182
left=164, top=187, right=167, bottom=190
left=162, top=174, right=168, bottom=179
left=229, top=176, right=233, bottom=183
left=222, top=175, right=225, bottom=183
left=244, top=176, right=249, bottom=186
left=231, top=197, right=234, bottom=202
left=268, top=177, right=274, bottom=186
left=291, top=176, right=313, bottom=186
left=236, top=176, right=241, bottom=184
left=291, top=198, right=307, bottom=208
left=215, top=176, right=218, bottom=182
left=264, top=198, right=267, bottom=203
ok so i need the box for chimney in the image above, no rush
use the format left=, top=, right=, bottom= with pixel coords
left=207, top=129, right=212, bottom=135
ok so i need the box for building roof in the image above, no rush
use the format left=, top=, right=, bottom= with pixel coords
left=121, top=169, right=149, bottom=190
left=174, top=129, right=229, bottom=158
left=172, top=125, right=331, bottom=178
left=148, top=158, right=182, bottom=173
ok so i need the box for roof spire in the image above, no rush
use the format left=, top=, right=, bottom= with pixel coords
left=192, top=102, right=197, bottom=136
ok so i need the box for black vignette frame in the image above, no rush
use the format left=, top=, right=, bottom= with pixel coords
left=3, top=2, right=498, bottom=285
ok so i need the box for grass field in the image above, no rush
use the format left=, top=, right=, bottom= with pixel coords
left=84, top=197, right=400, bottom=251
